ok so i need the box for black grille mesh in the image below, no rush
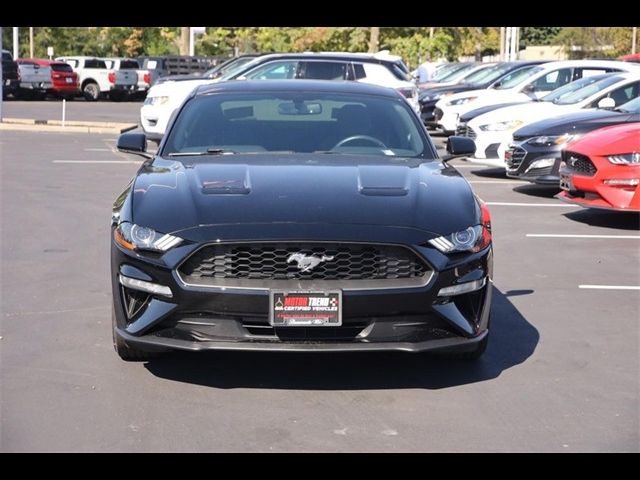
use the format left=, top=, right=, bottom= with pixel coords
left=564, top=152, right=597, bottom=176
left=179, top=243, right=428, bottom=281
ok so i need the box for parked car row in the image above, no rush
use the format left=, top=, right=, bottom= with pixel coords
left=1, top=54, right=153, bottom=101
left=140, top=51, right=420, bottom=142
left=419, top=59, right=640, bottom=212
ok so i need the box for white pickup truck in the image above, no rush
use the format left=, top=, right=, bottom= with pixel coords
left=15, top=59, right=52, bottom=99
left=56, top=56, right=137, bottom=101
left=102, top=57, right=150, bottom=99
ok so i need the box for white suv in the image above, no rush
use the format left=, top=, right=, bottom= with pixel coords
left=141, top=52, right=419, bottom=141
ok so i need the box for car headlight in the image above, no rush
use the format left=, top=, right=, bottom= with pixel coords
left=446, top=96, right=478, bottom=106
left=608, top=153, right=640, bottom=165
left=526, top=134, right=580, bottom=147
left=114, top=222, right=183, bottom=252
left=428, top=201, right=492, bottom=254
left=143, top=95, right=170, bottom=106
left=421, top=92, right=444, bottom=102
left=479, top=120, right=524, bottom=132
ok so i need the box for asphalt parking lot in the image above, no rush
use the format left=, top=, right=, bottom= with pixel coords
left=1, top=129, right=638, bottom=452
left=1, top=99, right=141, bottom=124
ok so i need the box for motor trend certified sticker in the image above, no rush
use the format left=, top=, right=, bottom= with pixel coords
left=270, top=291, right=342, bottom=326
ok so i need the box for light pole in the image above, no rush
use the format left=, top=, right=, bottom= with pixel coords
left=13, top=27, right=19, bottom=59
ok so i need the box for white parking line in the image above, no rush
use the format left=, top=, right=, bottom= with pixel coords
left=468, top=180, right=527, bottom=184
left=527, top=234, right=640, bottom=239
left=485, top=202, right=576, bottom=207
left=579, top=285, right=640, bottom=290
left=84, top=148, right=112, bottom=152
left=53, top=160, right=140, bottom=164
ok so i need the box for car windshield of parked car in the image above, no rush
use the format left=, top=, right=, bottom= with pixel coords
left=493, top=66, right=544, bottom=90
left=463, top=64, right=503, bottom=85
left=120, top=60, right=140, bottom=69
left=51, top=63, right=74, bottom=72
left=218, top=57, right=265, bottom=81
left=540, top=74, right=611, bottom=103
left=162, top=91, right=430, bottom=159
left=616, top=96, right=640, bottom=113
left=552, top=75, right=625, bottom=105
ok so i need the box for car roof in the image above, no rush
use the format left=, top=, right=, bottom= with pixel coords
left=18, top=58, right=68, bottom=65
left=195, top=79, right=400, bottom=98
left=242, top=52, right=405, bottom=64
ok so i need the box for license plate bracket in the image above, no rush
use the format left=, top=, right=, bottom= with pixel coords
left=270, top=291, right=342, bottom=327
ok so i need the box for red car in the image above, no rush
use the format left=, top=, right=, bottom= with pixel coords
left=28, top=58, right=79, bottom=99
left=557, top=123, right=640, bottom=212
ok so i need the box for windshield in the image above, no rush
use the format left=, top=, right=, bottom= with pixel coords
left=552, top=75, right=625, bottom=105
left=51, top=63, right=73, bottom=72
left=493, top=66, right=543, bottom=90
left=162, top=91, right=430, bottom=159
left=432, top=63, right=466, bottom=81
left=120, top=60, right=139, bottom=69
left=219, top=57, right=266, bottom=81
left=205, top=56, right=256, bottom=78
left=463, top=65, right=502, bottom=85
left=617, top=96, right=640, bottom=113
left=440, top=64, right=483, bottom=83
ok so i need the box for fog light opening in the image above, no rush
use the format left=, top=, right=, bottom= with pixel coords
left=438, top=277, right=487, bottom=297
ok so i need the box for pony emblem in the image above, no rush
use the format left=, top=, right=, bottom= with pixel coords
left=287, top=253, right=334, bottom=272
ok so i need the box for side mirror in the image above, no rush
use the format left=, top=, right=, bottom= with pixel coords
left=597, top=97, right=616, bottom=109
left=522, top=84, right=536, bottom=94
left=442, top=136, right=476, bottom=162
left=117, top=132, right=151, bottom=159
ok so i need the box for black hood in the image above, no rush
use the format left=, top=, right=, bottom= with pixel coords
left=130, top=154, right=478, bottom=238
left=513, top=109, right=639, bottom=139
left=420, top=84, right=476, bottom=99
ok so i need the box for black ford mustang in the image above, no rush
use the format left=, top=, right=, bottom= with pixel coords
left=111, top=80, right=492, bottom=361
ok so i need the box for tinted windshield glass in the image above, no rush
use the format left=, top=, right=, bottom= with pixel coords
left=163, top=91, right=429, bottom=158
left=51, top=63, right=73, bottom=72
left=2, top=52, right=13, bottom=61
left=463, top=65, right=501, bottom=85
left=85, top=59, right=107, bottom=69
left=553, top=75, right=625, bottom=105
left=432, top=63, right=464, bottom=81
left=219, top=57, right=265, bottom=81
left=541, top=74, right=611, bottom=102
left=441, top=65, right=484, bottom=83
left=494, top=66, right=543, bottom=89
left=120, top=60, right=139, bottom=69
left=617, top=96, right=640, bottom=113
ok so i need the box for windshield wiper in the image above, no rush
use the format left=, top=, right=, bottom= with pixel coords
left=166, top=148, right=236, bottom=157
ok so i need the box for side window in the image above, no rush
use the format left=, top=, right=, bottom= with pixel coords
left=353, top=63, right=366, bottom=80
left=243, top=61, right=298, bottom=80
left=593, top=81, right=640, bottom=107
left=65, top=59, right=78, bottom=68
left=575, top=68, right=612, bottom=80
left=297, top=62, right=348, bottom=80
left=527, top=68, right=573, bottom=92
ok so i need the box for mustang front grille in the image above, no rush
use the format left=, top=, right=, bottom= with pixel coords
left=178, top=243, right=432, bottom=289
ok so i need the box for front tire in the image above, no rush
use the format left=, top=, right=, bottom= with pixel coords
left=112, top=307, right=155, bottom=361
left=83, top=82, right=100, bottom=101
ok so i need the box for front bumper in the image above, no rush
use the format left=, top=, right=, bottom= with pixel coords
left=111, top=230, right=493, bottom=354
left=557, top=165, right=640, bottom=212
left=505, top=142, right=562, bottom=185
